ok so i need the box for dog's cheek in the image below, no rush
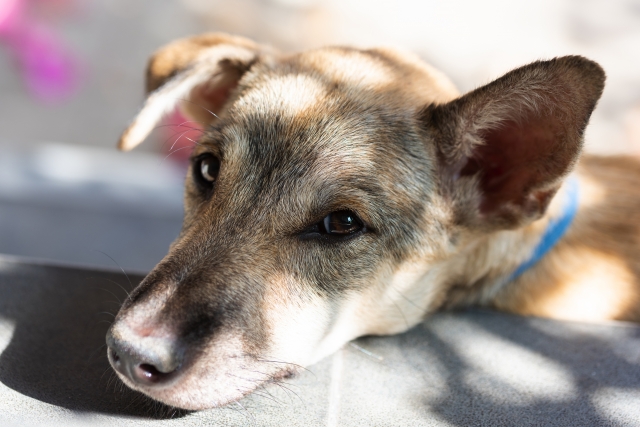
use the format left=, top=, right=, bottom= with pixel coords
left=155, top=288, right=331, bottom=410
left=260, top=274, right=335, bottom=366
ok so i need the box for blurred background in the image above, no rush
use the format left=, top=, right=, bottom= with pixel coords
left=0, top=0, right=639, bottom=271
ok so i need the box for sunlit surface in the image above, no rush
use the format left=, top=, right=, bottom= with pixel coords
left=0, top=257, right=637, bottom=425
left=0, top=316, right=15, bottom=357
left=433, top=318, right=576, bottom=403
left=593, top=388, right=640, bottom=425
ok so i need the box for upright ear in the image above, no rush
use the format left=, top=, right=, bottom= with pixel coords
left=423, top=56, right=605, bottom=230
left=118, top=33, right=274, bottom=151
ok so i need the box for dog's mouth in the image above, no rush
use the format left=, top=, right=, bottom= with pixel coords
left=117, top=360, right=298, bottom=410
left=106, top=331, right=302, bottom=410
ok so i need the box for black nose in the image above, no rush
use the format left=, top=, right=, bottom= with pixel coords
left=106, top=329, right=184, bottom=387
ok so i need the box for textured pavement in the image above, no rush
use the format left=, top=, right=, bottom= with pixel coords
left=0, top=256, right=638, bottom=426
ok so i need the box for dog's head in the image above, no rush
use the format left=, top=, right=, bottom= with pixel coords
left=106, top=33, right=604, bottom=409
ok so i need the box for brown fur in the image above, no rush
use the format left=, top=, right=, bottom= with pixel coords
left=498, top=156, right=640, bottom=321
left=106, top=33, right=637, bottom=410
left=439, top=155, right=640, bottom=322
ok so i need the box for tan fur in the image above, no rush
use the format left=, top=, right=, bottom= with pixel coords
left=433, top=157, right=640, bottom=322
left=107, top=33, right=637, bottom=410
left=119, top=34, right=271, bottom=151
left=491, top=156, right=640, bottom=321
left=145, top=33, right=262, bottom=94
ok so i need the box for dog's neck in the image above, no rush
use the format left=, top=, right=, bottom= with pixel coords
left=506, top=176, right=580, bottom=284
left=440, top=176, right=581, bottom=310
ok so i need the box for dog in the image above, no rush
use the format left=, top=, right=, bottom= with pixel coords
left=106, top=33, right=640, bottom=410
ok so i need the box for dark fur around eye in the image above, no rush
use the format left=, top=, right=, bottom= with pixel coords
left=193, top=153, right=220, bottom=190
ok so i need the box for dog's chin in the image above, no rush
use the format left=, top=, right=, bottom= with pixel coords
left=111, top=357, right=297, bottom=410
left=120, top=378, right=246, bottom=411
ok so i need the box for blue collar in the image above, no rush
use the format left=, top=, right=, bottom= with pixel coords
left=508, top=176, right=580, bottom=283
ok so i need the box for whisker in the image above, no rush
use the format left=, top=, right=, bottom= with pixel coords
left=227, top=372, right=262, bottom=384
left=167, top=128, right=201, bottom=152
left=255, top=356, right=316, bottom=378
left=106, top=371, right=118, bottom=391
left=100, top=365, right=114, bottom=381
left=175, top=97, right=220, bottom=120
left=389, top=285, right=422, bottom=310
left=241, top=369, right=273, bottom=380
left=154, top=124, right=203, bottom=152
left=258, top=385, right=285, bottom=406
left=271, top=381, right=304, bottom=406
left=161, top=145, right=199, bottom=164
left=389, top=297, right=409, bottom=329
left=227, top=404, right=247, bottom=421
left=82, top=343, right=108, bottom=372
left=122, top=392, right=144, bottom=412
left=88, top=276, right=132, bottom=298
left=154, top=119, right=207, bottom=130
left=182, top=136, right=203, bottom=146
left=96, top=320, right=114, bottom=325
left=91, top=250, right=133, bottom=290
left=249, top=389, right=283, bottom=406
left=273, top=379, right=302, bottom=390
left=234, top=401, right=256, bottom=425
left=97, top=288, right=122, bottom=305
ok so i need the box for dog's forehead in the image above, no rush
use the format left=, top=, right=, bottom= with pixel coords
left=221, top=48, right=441, bottom=167
left=292, top=47, right=401, bottom=90
left=234, top=72, right=330, bottom=122
left=234, top=46, right=457, bottom=114
left=220, top=95, right=408, bottom=201
left=190, top=47, right=449, bottom=225
left=217, top=62, right=395, bottom=177
left=239, top=48, right=398, bottom=105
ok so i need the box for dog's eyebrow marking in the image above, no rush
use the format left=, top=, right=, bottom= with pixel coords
left=303, top=49, right=394, bottom=89
left=235, top=74, right=328, bottom=117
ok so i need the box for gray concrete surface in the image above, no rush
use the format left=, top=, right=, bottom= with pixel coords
left=0, top=256, right=638, bottom=426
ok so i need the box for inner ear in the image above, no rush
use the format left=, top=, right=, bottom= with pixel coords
left=460, top=116, right=566, bottom=215
left=426, top=56, right=605, bottom=229
left=182, top=66, right=243, bottom=126
left=118, top=33, right=271, bottom=151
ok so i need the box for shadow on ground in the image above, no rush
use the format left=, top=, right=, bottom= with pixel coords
left=399, top=311, right=640, bottom=426
left=0, top=258, right=189, bottom=419
left=0, top=257, right=638, bottom=425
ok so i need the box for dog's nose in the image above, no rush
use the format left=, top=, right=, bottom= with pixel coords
left=106, top=327, right=184, bottom=387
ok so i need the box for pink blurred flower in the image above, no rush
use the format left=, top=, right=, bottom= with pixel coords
left=0, top=0, right=82, bottom=104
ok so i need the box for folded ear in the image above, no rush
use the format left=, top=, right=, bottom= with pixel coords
left=118, top=33, right=274, bottom=151
left=422, top=56, right=605, bottom=230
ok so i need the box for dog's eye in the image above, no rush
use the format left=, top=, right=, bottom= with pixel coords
left=194, top=154, right=220, bottom=188
left=321, top=210, right=364, bottom=236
